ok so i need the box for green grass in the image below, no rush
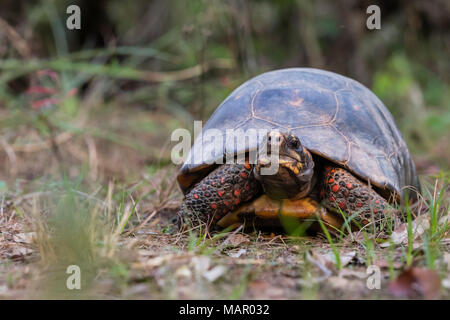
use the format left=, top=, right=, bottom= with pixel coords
left=317, top=217, right=341, bottom=270
left=1, top=0, right=449, bottom=299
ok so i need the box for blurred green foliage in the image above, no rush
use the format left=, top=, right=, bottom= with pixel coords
left=0, top=0, right=449, bottom=172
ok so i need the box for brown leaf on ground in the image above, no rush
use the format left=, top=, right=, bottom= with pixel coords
left=388, top=267, right=441, bottom=299
left=311, top=249, right=356, bottom=270
left=380, top=215, right=430, bottom=248
left=227, top=233, right=250, bottom=246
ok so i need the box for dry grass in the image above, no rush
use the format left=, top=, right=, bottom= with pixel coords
left=0, top=124, right=448, bottom=299
left=1, top=0, right=449, bottom=300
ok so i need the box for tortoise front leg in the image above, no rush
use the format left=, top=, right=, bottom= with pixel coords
left=178, top=162, right=261, bottom=227
left=321, top=166, right=392, bottom=231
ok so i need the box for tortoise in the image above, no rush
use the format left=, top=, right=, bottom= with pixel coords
left=176, top=68, right=421, bottom=232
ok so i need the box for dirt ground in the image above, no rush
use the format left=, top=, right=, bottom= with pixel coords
left=0, top=125, right=448, bottom=300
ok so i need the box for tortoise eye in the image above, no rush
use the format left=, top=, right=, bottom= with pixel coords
left=287, top=135, right=301, bottom=149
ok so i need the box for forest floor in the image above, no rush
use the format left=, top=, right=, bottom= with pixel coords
left=0, top=108, right=449, bottom=300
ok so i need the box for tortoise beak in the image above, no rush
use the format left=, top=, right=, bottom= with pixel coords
left=283, top=147, right=302, bottom=163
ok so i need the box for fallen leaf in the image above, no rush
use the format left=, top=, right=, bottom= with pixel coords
left=227, top=233, right=250, bottom=246
left=8, top=244, right=33, bottom=259
left=312, top=249, right=356, bottom=269
left=248, top=280, right=269, bottom=292
left=0, top=285, right=8, bottom=295
left=228, top=248, right=247, bottom=258
left=442, top=279, right=450, bottom=289
left=439, top=214, right=449, bottom=225
left=191, top=256, right=211, bottom=274
left=380, top=215, right=430, bottom=247
left=203, top=265, right=227, bottom=282
left=388, top=267, right=441, bottom=299
left=12, top=232, right=36, bottom=244
left=175, top=265, right=192, bottom=279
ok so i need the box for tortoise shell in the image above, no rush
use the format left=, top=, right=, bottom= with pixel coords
left=177, top=68, right=420, bottom=199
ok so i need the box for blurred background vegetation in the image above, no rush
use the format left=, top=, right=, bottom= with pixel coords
left=0, top=0, right=449, bottom=300
left=0, top=0, right=449, bottom=183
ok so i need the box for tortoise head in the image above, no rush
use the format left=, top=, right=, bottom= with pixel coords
left=254, top=131, right=315, bottom=200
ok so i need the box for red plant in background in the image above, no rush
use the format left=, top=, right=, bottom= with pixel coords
left=26, top=70, right=78, bottom=110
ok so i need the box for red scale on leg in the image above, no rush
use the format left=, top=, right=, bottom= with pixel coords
left=320, top=166, right=390, bottom=231
left=181, top=163, right=261, bottom=225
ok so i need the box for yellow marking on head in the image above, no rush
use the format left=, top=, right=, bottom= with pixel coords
left=278, top=160, right=302, bottom=175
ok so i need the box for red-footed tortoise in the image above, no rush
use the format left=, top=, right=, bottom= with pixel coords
left=176, top=68, right=420, bottom=232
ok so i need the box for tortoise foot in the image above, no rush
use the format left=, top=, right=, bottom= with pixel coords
left=321, top=166, right=391, bottom=231
left=179, top=162, right=261, bottom=227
